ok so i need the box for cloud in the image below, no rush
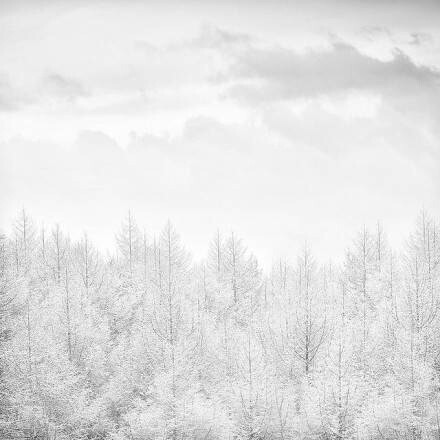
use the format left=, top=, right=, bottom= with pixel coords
left=408, top=32, right=433, bottom=46
left=360, top=26, right=392, bottom=41
left=74, top=130, right=120, bottom=154
left=221, top=41, right=440, bottom=105
left=191, top=25, right=252, bottom=50
left=0, top=73, right=31, bottom=111
left=0, top=72, right=88, bottom=112
left=0, top=77, right=19, bottom=111
left=41, top=73, right=89, bottom=101
left=261, top=99, right=436, bottom=159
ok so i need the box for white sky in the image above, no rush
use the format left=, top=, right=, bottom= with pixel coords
left=1, top=0, right=439, bottom=268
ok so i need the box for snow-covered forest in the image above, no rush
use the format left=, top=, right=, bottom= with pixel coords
left=0, top=210, right=439, bottom=440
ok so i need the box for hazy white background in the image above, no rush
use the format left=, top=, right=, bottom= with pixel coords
left=1, top=0, right=439, bottom=267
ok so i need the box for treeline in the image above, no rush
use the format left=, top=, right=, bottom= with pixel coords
left=0, top=210, right=439, bottom=440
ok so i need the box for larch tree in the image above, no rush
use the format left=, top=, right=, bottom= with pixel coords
left=73, top=232, right=102, bottom=304
left=48, top=223, right=69, bottom=285
left=292, top=246, right=327, bottom=377
left=116, top=211, right=142, bottom=277
left=151, top=221, right=192, bottom=440
left=345, top=227, right=379, bottom=376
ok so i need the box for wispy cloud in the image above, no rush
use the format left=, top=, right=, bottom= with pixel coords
left=220, top=41, right=440, bottom=104
left=0, top=73, right=31, bottom=111
left=190, top=25, right=253, bottom=50
left=41, top=73, right=89, bottom=101
left=408, top=32, right=433, bottom=46
left=0, top=72, right=89, bottom=112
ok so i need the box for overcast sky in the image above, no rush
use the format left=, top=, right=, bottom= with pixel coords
left=1, top=0, right=439, bottom=267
